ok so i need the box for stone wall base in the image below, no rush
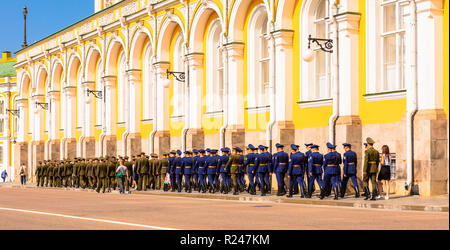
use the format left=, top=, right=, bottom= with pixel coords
left=64, top=138, right=77, bottom=160
left=225, top=125, right=245, bottom=149
left=271, top=121, right=295, bottom=149
left=82, top=137, right=96, bottom=159
left=186, top=129, right=204, bottom=150
left=154, top=131, right=170, bottom=155
left=48, top=140, right=60, bottom=160
left=30, top=141, right=45, bottom=183
left=127, top=133, right=142, bottom=157
left=13, top=142, right=28, bottom=182
left=413, top=109, right=448, bottom=196
left=335, top=115, right=363, bottom=172
left=103, top=135, right=117, bottom=157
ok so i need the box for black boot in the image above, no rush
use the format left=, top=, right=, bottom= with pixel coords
left=370, top=187, right=378, bottom=200
left=286, top=189, right=293, bottom=198
left=261, top=185, right=266, bottom=196
left=280, top=185, right=287, bottom=196
left=300, top=183, right=307, bottom=198
left=340, top=185, right=347, bottom=198
left=333, top=187, right=339, bottom=200
left=319, top=188, right=325, bottom=200
left=293, top=184, right=299, bottom=195
left=354, top=186, right=360, bottom=198
left=277, top=186, right=282, bottom=196
left=224, top=184, right=229, bottom=194
left=363, top=186, right=371, bottom=200
left=250, top=185, right=256, bottom=195
left=233, top=186, right=239, bottom=195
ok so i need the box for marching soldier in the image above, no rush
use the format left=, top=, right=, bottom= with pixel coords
left=363, top=137, right=380, bottom=200
left=73, top=158, right=79, bottom=188
left=341, top=143, right=360, bottom=198
left=139, top=153, right=150, bottom=191
left=48, top=161, right=54, bottom=187
left=245, top=144, right=257, bottom=195
left=192, top=149, right=199, bottom=191
left=205, top=149, right=219, bottom=193
left=255, top=145, right=270, bottom=196
left=159, top=153, right=169, bottom=191
left=287, top=144, right=307, bottom=198
left=36, top=161, right=42, bottom=187
left=151, top=153, right=159, bottom=190
left=304, top=143, right=313, bottom=194
left=196, top=149, right=207, bottom=193
left=65, top=159, right=73, bottom=188
left=168, top=151, right=176, bottom=192
left=273, top=144, right=288, bottom=196
left=218, top=148, right=230, bottom=194
left=225, top=147, right=242, bottom=195
left=182, top=151, right=194, bottom=193
left=124, top=156, right=133, bottom=193
left=107, top=157, right=116, bottom=192
left=174, top=150, right=184, bottom=193
left=79, top=158, right=87, bottom=189
left=322, top=143, right=342, bottom=200
left=59, top=160, right=65, bottom=188
left=96, top=158, right=107, bottom=193
left=307, top=145, right=324, bottom=198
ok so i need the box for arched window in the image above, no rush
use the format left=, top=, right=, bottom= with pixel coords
left=76, top=67, right=84, bottom=128
left=300, top=0, right=332, bottom=104
left=206, top=19, right=223, bottom=113
left=172, top=33, right=185, bottom=117
left=143, top=45, right=153, bottom=120
left=248, top=5, right=270, bottom=109
left=117, top=52, right=127, bottom=123
left=95, top=61, right=103, bottom=126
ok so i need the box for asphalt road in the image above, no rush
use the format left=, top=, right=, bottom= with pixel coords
left=0, top=188, right=448, bottom=230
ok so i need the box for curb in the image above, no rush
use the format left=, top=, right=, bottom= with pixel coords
left=3, top=184, right=448, bottom=213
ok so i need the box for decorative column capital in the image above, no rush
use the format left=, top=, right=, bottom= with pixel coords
left=186, top=53, right=204, bottom=70
left=102, top=75, right=117, bottom=88
left=126, top=69, right=142, bottom=82
left=153, top=61, right=170, bottom=78
left=416, top=0, right=444, bottom=17
left=223, top=42, right=245, bottom=61
left=63, top=86, right=77, bottom=97
left=15, top=98, right=28, bottom=109
left=335, top=12, right=361, bottom=35
left=47, top=90, right=60, bottom=101
left=272, top=29, right=294, bottom=48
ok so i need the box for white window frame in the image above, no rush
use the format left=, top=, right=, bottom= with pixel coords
left=172, top=33, right=185, bottom=119
left=365, top=0, right=408, bottom=101
left=247, top=4, right=270, bottom=111
left=299, top=0, right=332, bottom=107
left=206, top=19, right=224, bottom=114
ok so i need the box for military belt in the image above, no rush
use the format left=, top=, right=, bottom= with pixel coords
left=327, top=164, right=337, bottom=167
left=162, top=167, right=168, bottom=169
left=185, top=166, right=191, bottom=169
left=313, top=164, right=321, bottom=166
left=293, top=165, right=301, bottom=167
left=368, top=161, right=376, bottom=164
left=348, top=163, right=355, bottom=165
left=199, top=167, right=205, bottom=169
left=279, top=163, right=287, bottom=165
left=249, top=164, right=255, bottom=166
left=176, top=167, right=181, bottom=169
left=208, top=166, right=216, bottom=168
left=260, top=164, right=268, bottom=166
left=232, top=164, right=241, bottom=166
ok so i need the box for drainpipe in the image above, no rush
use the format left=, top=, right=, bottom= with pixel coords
left=328, top=2, right=340, bottom=144
left=406, top=0, right=418, bottom=194
left=220, top=0, right=229, bottom=148
left=266, top=20, right=276, bottom=154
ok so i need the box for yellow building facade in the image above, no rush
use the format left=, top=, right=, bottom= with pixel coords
left=7, top=0, right=449, bottom=196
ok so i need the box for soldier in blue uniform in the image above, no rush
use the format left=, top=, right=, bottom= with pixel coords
left=307, top=144, right=324, bottom=198
left=192, top=149, right=199, bottom=191
left=273, top=143, right=289, bottom=196
left=168, top=151, right=176, bottom=192
left=236, top=147, right=246, bottom=192
left=245, top=144, right=257, bottom=195
left=255, top=145, right=270, bottom=196
left=304, top=143, right=313, bottom=194
left=182, top=151, right=194, bottom=193
left=340, top=143, right=360, bottom=198
left=287, top=144, right=308, bottom=198
left=196, top=149, right=207, bottom=193
left=218, top=148, right=231, bottom=194
left=264, top=146, right=273, bottom=194
left=322, top=143, right=342, bottom=200
left=174, top=150, right=184, bottom=192
left=206, top=149, right=219, bottom=193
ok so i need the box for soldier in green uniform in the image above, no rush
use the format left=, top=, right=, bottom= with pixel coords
left=138, top=153, right=150, bottom=191
left=73, top=158, right=79, bottom=188
left=43, top=161, right=49, bottom=187
left=153, top=154, right=162, bottom=190
left=49, top=161, right=55, bottom=187
left=149, top=154, right=158, bottom=190
left=107, top=157, right=116, bottom=192
left=362, top=137, right=380, bottom=200
left=65, top=159, right=74, bottom=188
left=226, top=147, right=243, bottom=195
left=35, top=161, right=42, bottom=187
left=96, top=158, right=107, bottom=193
left=159, top=153, right=169, bottom=191
left=79, top=158, right=86, bottom=189
left=87, top=159, right=93, bottom=189
left=59, top=161, right=65, bottom=187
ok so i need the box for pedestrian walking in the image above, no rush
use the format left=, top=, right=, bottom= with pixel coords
left=19, top=164, right=26, bottom=186
left=1, top=170, right=7, bottom=182
left=116, top=159, right=128, bottom=194
left=377, top=145, right=392, bottom=200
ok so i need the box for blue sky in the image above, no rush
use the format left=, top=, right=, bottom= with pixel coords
left=0, top=0, right=93, bottom=55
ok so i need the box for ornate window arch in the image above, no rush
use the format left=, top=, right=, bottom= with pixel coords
left=172, top=33, right=185, bottom=118
left=300, top=0, right=332, bottom=103
left=247, top=5, right=270, bottom=109
left=143, top=44, right=153, bottom=120
left=206, top=19, right=224, bottom=113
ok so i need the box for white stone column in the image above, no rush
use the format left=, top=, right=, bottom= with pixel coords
left=63, top=87, right=77, bottom=139
left=31, top=95, right=46, bottom=142
left=126, top=69, right=142, bottom=133
left=103, top=76, right=117, bottom=135
left=16, top=98, right=28, bottom=143
left=4, top=91, right=11, bottom=180
left=223, top=42, right=245, bottom=148
left=154, top=63, right=170, bottom=132
left=186, top=53, right=205, bottom=150
left=82, top=81, right=95, bottom=137
left=47, top=90, right=60, bottom=160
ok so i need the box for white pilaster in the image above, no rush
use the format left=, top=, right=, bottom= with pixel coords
left=154, top=62, right=170, bottom=132
left=126, top=69, right=142, bottom=133
left=63, top=87, right=77, bottom=139
left=82, top=81, right=95, bottom=137
left=31, top=95, right=46, bottom=141
left=187, top=53, right=204, bottom=129
left=48, top=91, right=60, bottom=140
left=416, top=0, right=444, bottom=111
left=103, top=76, right=117, bottom=135
left=224, top=42, right=245, bottom=127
